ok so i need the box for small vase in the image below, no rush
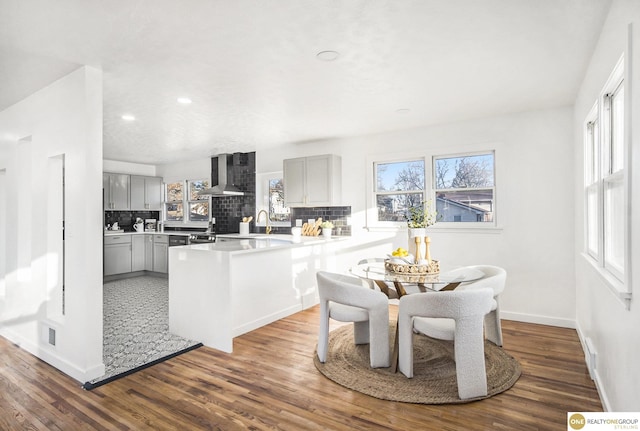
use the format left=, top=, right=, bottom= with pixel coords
left=322, top=228, right=332, bottom=239
left=408, top=228, right=430, bottom=264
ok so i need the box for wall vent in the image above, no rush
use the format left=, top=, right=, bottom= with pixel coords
left=48, top=327, right=56, bottom=346
left=585, top=337, right=596, bottom=379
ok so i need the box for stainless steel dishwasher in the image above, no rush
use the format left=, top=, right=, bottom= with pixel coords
left=168, top=235, right=190, bottom=247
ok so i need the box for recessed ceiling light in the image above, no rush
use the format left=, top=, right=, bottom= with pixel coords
left=121, top=114, right=136, bottom=121
left=316, top=50, right=340, bottom=61
left=395, top=108, right=410, bottom=114
left=177, top=97, right=192, bottom=104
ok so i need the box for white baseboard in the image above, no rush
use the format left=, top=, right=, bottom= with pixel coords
left=0, top=326, right=105, bottom=384
left=232, top=304, right=302, bottom=338
left=575, top=323, right=610, bottom=412
left=500, top=311, right=576, bottom=328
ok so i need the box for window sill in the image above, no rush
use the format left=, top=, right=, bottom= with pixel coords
left=581, top=253, right=631, bottom=309
left=164, top=221, right=208, bottom=227
left=365, top=225, right=503, bottom=234
left=256, top=221, right=292, bottom=228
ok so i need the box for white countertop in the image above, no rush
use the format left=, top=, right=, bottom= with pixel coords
left=176, top=234, right=345, bottom=254
left=104, top=230, right=347, bottom=252
left=104, top=231, right=191, bottom=236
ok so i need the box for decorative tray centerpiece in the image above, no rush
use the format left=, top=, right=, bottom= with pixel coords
left=385, top=259, right=440, bottom=275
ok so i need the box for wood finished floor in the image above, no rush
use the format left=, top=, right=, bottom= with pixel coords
left=0, top=305, right=602, bottom=431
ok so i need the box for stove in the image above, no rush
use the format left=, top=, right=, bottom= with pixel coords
left=189, top=232, right=217, bottom=244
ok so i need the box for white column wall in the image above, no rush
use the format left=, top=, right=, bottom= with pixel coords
left=573, top=0, right=640, bottom=412
left=259, top=106, right=576, bottom=326
left=0, top=67, right=105, bottom=383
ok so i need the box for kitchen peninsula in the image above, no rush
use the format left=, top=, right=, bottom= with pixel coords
left=168, top=234, right=394, bottom=352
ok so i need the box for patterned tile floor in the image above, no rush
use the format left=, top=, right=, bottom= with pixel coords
left=86, top=276, right=201, bottom=388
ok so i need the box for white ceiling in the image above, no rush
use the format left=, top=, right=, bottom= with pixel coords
left=0, top=0, right=611, bottom=165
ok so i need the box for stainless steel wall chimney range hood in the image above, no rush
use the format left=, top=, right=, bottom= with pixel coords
left=198, top=153, right=245, bottom=197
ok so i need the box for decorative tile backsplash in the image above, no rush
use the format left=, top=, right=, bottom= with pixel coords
left=210, top=152, right=256, bottom=234
left=292, top=206, right=351, bottom=236
left=104, top=211, right=160, bottom=231
left=267, top=206, right=352, bottom=236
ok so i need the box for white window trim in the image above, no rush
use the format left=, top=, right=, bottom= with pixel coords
left=366, top=153, right=426, bottom=230
left=365, top=146, right=502, bottom=233
left=432, top=149, right=497, bottom=229
left=163, top=179, right=210, bottom=227
left=581, top=54, right=631, bottom=306
left=584, top=102, right=600, bottom=261
left=186, top=179, right=211, bottom=225
left=255, top=171, right=291, bottom=228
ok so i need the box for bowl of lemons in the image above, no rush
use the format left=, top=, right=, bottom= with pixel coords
left=385, top=247, right=439, bottom=274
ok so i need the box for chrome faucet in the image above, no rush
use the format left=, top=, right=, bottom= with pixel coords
left=256, top=209, right=272, bottom=234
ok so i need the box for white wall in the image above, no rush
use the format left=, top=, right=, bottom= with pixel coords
left=0, top=67, right=105, bottom=383
left=155, top=158, right=211, bottom=183
left=260, top=106, right=576, bottom=327
left=573, top=0, right=640, bottom=412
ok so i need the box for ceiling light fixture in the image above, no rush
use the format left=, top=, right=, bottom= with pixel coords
left=177, top=97, right=192, bottom=104
left=316, top=50, right=340, bottom=61
left=395, top=108, right=410, bottom=114
left=121, top=114, right=136, bottom=121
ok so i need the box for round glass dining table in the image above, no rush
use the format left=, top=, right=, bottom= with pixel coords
left=349, top=260, right=485, bottom=297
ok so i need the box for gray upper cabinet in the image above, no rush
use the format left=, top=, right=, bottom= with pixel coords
left=283, top=154, right=341, bottom=207
left=103, top=173, right=130, bottom=210
left=131, top=175, right=162, bottom=210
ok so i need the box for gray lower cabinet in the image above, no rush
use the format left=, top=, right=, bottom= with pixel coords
left=104, top=235, right=132, bottom=276
left=131, top=235, right=146, bottom=272
left=104, top=233, right=172, bottom=276
left=153, top=235, right=168, bottom=273
left=144, top=234, right=154, bottom=271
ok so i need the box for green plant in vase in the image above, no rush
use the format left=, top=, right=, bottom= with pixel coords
left=320, top=221, right=334, bottom=229
left=321, top=220, right=334, bottom=238
left=406, top=201, right=437, bottom=263
left=406, top=201, right=437, bottom=229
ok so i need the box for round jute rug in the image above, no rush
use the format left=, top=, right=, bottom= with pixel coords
left=314, top=323, right=521, bottom=404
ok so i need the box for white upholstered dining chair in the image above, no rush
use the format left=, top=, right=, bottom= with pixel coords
left=453, top=265, right=506, bottom=346
left=409, top=265, right=506, bottom=346
left=316, top=271, right=390, bottom=368
left=398, top=288, right=495, bottom=399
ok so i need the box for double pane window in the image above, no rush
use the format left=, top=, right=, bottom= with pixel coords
left=372, top=151, right=496, bottom=226
left=165, top=179, right=210, bottom=223
left=584, top=55, right=626, bottom=283
left=434, top=152, right=495, bottom=223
